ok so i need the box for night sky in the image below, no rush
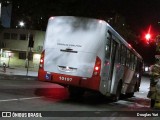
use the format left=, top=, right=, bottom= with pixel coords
left=112, top=0, right=160, bottom=64
left=11, top=0, right=160, bottom=32
left=115, top=0, right=160, bottom=33
left=10, top=0, right=160, bottom=64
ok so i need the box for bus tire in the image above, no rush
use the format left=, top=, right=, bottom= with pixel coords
left=134, top=82, right=138, bottom=92
left=68, top=86, right=85, bottom=98
left=126, top=92, right=134, bottom=98
left=126, top=83, right=137, bottom=98
left=112, top=81, right=122, bottom=102
left=151, top=99, right=155, bottom=108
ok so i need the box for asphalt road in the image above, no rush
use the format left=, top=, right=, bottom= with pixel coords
left=0, top=76, right=159, bottom=120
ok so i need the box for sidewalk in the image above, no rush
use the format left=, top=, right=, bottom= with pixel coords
left=0, top=66, right=38, bottom=80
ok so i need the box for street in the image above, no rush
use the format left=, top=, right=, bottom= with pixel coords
left=0, top=75, right=159, bottom=120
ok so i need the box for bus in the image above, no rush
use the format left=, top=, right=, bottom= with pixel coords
left=38, top=16, right=143, bottom=101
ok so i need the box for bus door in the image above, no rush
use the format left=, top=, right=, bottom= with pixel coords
left=104, top=32, right=118, bottom=94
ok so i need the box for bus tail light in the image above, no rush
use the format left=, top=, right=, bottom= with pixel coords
left=39, top=50, right=45, bottom=69
left=93, top=57, right=101, bottom=76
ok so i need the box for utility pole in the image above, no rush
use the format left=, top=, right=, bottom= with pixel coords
left=26, top=33, right=30, bottom=76
left=26, top=34, right=34, bottom=76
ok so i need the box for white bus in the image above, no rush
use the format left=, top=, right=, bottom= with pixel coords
left=38, top=16, right=143, bottom=101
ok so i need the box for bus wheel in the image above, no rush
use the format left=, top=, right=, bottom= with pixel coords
left=126, top=92, right=134, bottom=98
left=126, top=83, right=137, bottom=98
left=150, top=99, right=155, bottom=108
left=125, top=83, right=138, bottom=98
left=68, top=86, right=85, bottom=98
left=112, top=82, right=122, bottom=102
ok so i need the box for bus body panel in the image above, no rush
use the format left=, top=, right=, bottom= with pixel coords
left=44, top=48, right=96, bottom=78
left=38, top=16, right=143, bottom=98
left=99, top=26, right=143, bottom=96
left=43, top=16, right=107, bottom=79
left=38, top=69, right=101, bottom=91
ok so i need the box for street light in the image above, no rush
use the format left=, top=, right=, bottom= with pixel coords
left=19, top=21, right=25, bottom=28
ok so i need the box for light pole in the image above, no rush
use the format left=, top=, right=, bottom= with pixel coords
left=8, top=52, right=11, bottom=68
left=19, top=21, right=30, bottom=76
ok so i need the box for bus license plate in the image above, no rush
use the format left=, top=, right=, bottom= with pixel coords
left=59, top=76, right=72, bottom=82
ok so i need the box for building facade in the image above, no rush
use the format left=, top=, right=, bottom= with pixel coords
left=0, top=28, right=45, bottom=70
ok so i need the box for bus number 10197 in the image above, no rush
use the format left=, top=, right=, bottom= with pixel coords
left=59, top=76, right=72, bottom=82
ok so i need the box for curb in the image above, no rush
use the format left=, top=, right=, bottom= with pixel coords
left=0, top=74, right=38, bottom=80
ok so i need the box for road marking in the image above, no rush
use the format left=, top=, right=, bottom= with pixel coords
left=0, top=96, right=43, bottom=102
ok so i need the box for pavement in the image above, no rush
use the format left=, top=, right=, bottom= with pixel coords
left=0, top=66, right=38, bottom=80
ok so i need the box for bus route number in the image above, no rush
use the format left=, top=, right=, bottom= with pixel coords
left=59, top=76, right=72, bottom=82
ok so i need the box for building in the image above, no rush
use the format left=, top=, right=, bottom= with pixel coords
left=0, top=1, right=12, bottom=28
left=0, top=28, right=45, bottom=70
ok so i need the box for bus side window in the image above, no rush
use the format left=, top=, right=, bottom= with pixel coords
left=105, top=33, right=111, bottom=58
left=131, top=54, right=135, bottom=70
left=119, top=45, right=122, bottom=64
left=134, top=56, right=138, bottom=70
left=133, top=55, right=136, bottom=70
left=118, top=44, right=121, bottom=63
left=120, top=45, right=126, bottom=65
left=126, top=49, right=132, bottom=68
